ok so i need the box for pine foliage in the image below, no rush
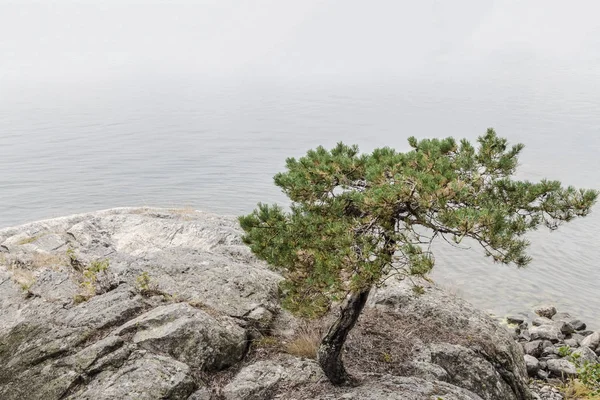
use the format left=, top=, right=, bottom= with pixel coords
left=239, top=129, right=598, bottom=318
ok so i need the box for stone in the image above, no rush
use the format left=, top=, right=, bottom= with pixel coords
left=581, top=331, right=600, bottom=351
left=507, top=315, right=525, bottom=325
left=532, top=317, right=553, bottom=326
left=417, top=342, right=522, bottom=400
left=64, top=351, right=195, bottom=399
left=536, top=369, right=550, bottom=381
left=563, top=338, right=579, bottom=348
left=294, top=376, right=485, bottom=400
left=518, top=329, right=532, bottom=342
left=523, top=340, right=544, bottom=358
left=368, top=278, right=531, bottom=400
left=571, top=333, right=585, bottom=344
left=245, top=306, right=275, bottom=333
left=546, top=359, right=577, bottom=379
left=187, top=388, right=212, bottom=400
left=542, top=340, right=554, bottom=349
left=0, top=208, right=535, bottom=400
left=569, top=319, right=586, bottom=331
left=534, top=305, right=557, bottom=319
left=222, top=357, right=323, bottom=400
left=554, top=321, right=575, bottom=335
left=542, top=347, right=556, bottom=357
left=112, top=302, right=247, bottom=371
left=0, top=208, right=280, bottom=400
left=571, top=346, right=599, bottom=365
left=551, top=312, right=571, bottom=322
left=529, top=325, right=564, bottom=343
left=524, top=355, right=540, bottom=376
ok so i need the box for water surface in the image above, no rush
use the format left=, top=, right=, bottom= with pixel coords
left=1, top=75, right=599, bottom=327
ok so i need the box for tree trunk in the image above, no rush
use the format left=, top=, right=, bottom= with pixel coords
left=317, top=288, right=370, bottom=385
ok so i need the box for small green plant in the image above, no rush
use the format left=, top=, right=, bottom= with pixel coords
left=136, top=271, right=151, bottom=291
left=88, top=259, right=109, bottom=274
left=11, top=269, right=36, bottom=293
left=380, top=352, right=393, bottom=363
left=254, top=336, right=279, bottom=349
left=578, top=362, right=600, bottom=396
left=75, top=259, right=110, bottom=303
left=412, top=285, right=425, bottom=295
left=73, top=293, right=89, bottom=304
left=66, top=247, right=84, bottom=270
left=558, top=345, right=572, bottom=358
left=17, top=233, right=44, bottom=245
left=135, top=271, right=160, bottom=296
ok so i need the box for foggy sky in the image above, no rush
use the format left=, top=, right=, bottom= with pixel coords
left=1, top=0, right=600, bottom=87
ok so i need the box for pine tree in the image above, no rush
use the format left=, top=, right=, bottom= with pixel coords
left=239, top=129, right=598, bottom=385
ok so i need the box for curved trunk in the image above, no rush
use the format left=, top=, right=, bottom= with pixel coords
left=317, top=289, right=370, bottom=385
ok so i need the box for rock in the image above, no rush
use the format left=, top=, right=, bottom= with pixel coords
left=542, top=347, right=557, bottom=357
left=187, top=388, right=212, bottom=400
left=64, top=351, right=195, bottom=399
left=533, top=317, right=553, bottom=326
left=534, top=305, right=557, bottom=319
left=555, top=321, right=575, bottom=335
left=546, top=359, right=577, bottom=379
left=581, top=331, right=600, bottom=351
left=571, top=334, right=585, bottom=344
left=111, top=302, right=247, bottom=371
left=396, top=361, right=450, bottom=381
left=507, top=315, right=526, bottom=325
left=0, top=208, right=537, bottom=400
left=523, top=340, right=544, bottom=358
left=530, top=325, right=564, bottom=343
left=529, top=381, right=563, bottom=400
left=551, top=312, right=571, bottom=322
left=571, top=346, right=598, bottom=365
left=245, top=306, right=275, bottom=333
left=542, top=340, right=554, bottom=349
left=368, top=279, right=532, bottom=400
left=536, top=369, right=550, bottom=381
left=417, top=342, right=520, bottom=400
left=524, top=355, right=540, bottom=376
left=563, top=338, right=579, bottom=348
left=222, top=357, right=323, bottom=400
left=0, top=208, right=280, bottom=400
left=292, top=376, right=485, bottom=400
left=569, top=319, right=586, bottom=331
left=519, top=329, right=532, bottom=342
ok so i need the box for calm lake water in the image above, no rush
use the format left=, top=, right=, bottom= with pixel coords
left=1, top=74, right=599, bottom=327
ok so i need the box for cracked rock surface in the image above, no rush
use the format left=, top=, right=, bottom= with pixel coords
left=0, top=208, right=280, bottom=400
left=0, top=208, right=533, bottom=399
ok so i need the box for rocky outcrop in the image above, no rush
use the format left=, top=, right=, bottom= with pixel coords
left=366, top=280, right=532, bottom=400
left=0, top=208, right=280, bottom=400
left=0, top=208, right=534, bottom=399
left=508, top=305, right=599, bottom=385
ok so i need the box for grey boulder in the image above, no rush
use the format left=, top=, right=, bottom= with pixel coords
left=546, top=359, right=577, bottom=379
left=222, top=357, right=323, bottom=400
left=368, top=279, right=532, bottom=400
left=581, top=331, right=600, bottom=351
left=111, top=302, right=247, bottom=371
left=534, top=305, right=557, bottom=319
left=529, top=325, right=564, bottom=343
left=524, top=355, right=540, bottom=376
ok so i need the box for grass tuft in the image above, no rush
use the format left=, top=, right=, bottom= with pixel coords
left=285, top=323, right=323, bottom=359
